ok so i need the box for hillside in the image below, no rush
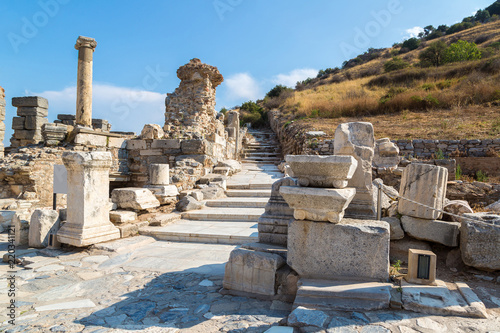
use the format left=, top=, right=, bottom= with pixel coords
left=256, top=17, right=500, bottom=141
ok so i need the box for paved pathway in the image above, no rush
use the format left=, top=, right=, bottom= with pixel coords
left=141, top=129, right=283, bottom=245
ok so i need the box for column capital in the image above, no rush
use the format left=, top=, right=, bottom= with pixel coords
left=75, top=36, right=97, bottom=50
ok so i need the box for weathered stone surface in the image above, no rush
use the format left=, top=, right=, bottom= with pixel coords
left=223, top=248, right=285, bottom=296
left=75, top=36, right=97, bottom=127
left=201, top=185, right=225, bottom=200
left=57, top=151, right=120, bottom=246
left=28, top=209, right=60, bottom=248
left=373, top=138, right=400, bottom=169
left=144, top=185, right=179, bottom=197
left=42, top=123, right=68, bottom=146
left=109, top=210, right=137, bottom=224
left=334, top=122, right=376, bottom=218
left=401, top=215, right=460, bottom=247
left=288, top=306, right=328, bottom=328
left=74, top=133, right=107, bottom=146
left=111, top=188, right=160, bottom=211
left=390, top=237, right=432, bottom=263
left=288, top=219, right=390, bottom=281
left=176, top=196, right=204, bottom=212
left=460, top=212, right=500, bottom=271
left=259, top=177, right=297, bottom=246
left=140, top=124, right=164, bottom=140
left=398, top=163, right=448, bottom=220
left=280, top=186, right=356, bottom=223
left=285, top=155, right=357, bottom=188
left=382, top=217, right=404, bottom=240
left=149, top=163, right=169, bottom=185
left=218, top=160, right=242, bottom=175
left=485, top=199, right=500, bottom=213
left=12, top=96, right=48, bottom=108
left=443, top=200, right=473, bottom=222
left=13, top=211, right=31, bottom=246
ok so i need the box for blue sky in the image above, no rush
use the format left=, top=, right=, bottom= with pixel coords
left=0, top=0, right=493, bottom=142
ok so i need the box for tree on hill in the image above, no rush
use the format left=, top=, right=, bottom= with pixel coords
left=419, top=41, right=448, bottom=67
left=444, top=40, right=482, bottom=63
left=486, top=0, right=500, bottom=16
left=266, top=85, right=293, bottom=98
left=401, top=38, right=421, bottom=51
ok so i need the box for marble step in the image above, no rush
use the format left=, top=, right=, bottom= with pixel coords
left=205, top=197, right=268, bottom=208
left=139, top=221, right=258, bottom=245
left=226, top=189, right=272, bottom=197
left=181, top=207, right=265, bottom=221
left=245, top=153, right=281, bottom=158
left=226, top=183, right=273, bottom=190
left=294, top=279, right=392, bottom=311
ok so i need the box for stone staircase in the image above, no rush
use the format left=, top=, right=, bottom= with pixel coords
left=140, top=129, right=283, bottom=245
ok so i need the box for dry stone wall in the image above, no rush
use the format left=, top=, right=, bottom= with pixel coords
left=11, top=97, right=48, bottom=148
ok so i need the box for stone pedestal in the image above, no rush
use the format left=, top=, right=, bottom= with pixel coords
left=398, top=163, right=448, bottom=220
left=75, top=36, right=97, bottom=128
left=287, top=219, right=390, bottom=282
left=57, top=151, right=120, bottom=246
left=334, top=122, right=376, bottom=219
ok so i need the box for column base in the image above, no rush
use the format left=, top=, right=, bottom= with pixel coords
left=57, top=222, right=120, bottom=247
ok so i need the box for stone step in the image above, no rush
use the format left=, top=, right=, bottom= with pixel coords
left=294, top=279, right=392, bottom=311
left=226, top=183, right=273, bottom=190
left=139, top=221, right=258, bottom=245
left=243, top=156, right=281, bottom=161
left=242, top=160, right=280, bottom=165
left=226, top=189, right=272, bottom=197
left=245, top=152, right=280, bottom=157
left=205, top=197, right=268, bottom=208
left=181, top=207, right=265, bottom=221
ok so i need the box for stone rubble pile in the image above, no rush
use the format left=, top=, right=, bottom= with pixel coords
left=11, top=96, right=48, bottom=148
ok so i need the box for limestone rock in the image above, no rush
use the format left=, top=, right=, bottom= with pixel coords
left=443, top=200, right=473, bottom=222
left=144, top=185, right=179, bottom=197
left=373, top=138, right=400, bottom=169
left=486, top=199, right=500, bottom=213
left=398, top=163, right=448, bottom=220
left=149, top=164, right=169, bottom=185
left=13, top=211, right=31, bottom=246
left=334, top=122, right=376, bottom=218
left=28, top=209, right=60, bottom=248
left=223, top=248, right=285, bottom=296
left=401, top=215, right=460, bottom=247
left=111, top=188, right=161, bottom=211
left=280, top=186, right=356, bottom=223
left=460, top=213, right=500, bottom=271
left=176, top=196, right=204, bottom=212
left=140, top=124, right=164, bottom=140
left=390, top=237, right=432, bottom=264
left=382, top=217, right=404, bottom=240
left=109, top=211, right=137, bottom=224
left=287, top=219, right=390, bottom=281
left=201, top=185, right=225, bottom=200
left=288, top=306, right=328, bottom=328
left=217, top=160, right=242, bottom=175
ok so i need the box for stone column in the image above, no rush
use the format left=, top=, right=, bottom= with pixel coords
left=227, top=111, right=240, bottom=157
left=57, top=151, right=120, bottom=246
left=75, top=36, right=97, bottom=128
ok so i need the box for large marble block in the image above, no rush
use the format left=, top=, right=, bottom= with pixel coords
left=287, top=219, right=390, bottom=281
left=280, top=186, right=355, bottom=223
left=284, top=155, right=357, bottom=188
left=57, top=152, right=120, bottom=247
left=149, top=163, right=169, bottom=185
left=334, top=122, right=376, bottom=219
left=28, top=209, right=60, bottom=248
left=398, top=163, right=448, bottom=220
left=401, top=216, right=460, bottom=247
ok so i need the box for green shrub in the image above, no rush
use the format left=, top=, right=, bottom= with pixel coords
left=240, top=101, right=268, bottom=127
left=384, top=57, right=410, bottom=72
left=444, top=40, right=482, bottom=63
left=476, top=170, right=489, bottom=182
left=422, top=83, right=436, bottom=91
left=401, top=38, right=421, bottom=51
left=266, top=85, right=293, bottom=99
left=419, top=41, right=448, bottom=67
left=456, top=164, right=462, bottom=180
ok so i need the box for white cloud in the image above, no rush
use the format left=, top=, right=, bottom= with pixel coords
left=405, top=26, right=424, bottom=38
left=272, top=68, right=318, bottom=88
left=224, top=73, right=262, bottom=101
left=31, top=83, right=165, bottom=134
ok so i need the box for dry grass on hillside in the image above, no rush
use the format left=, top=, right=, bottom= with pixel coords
left=290, top=105, right=500, bottom=140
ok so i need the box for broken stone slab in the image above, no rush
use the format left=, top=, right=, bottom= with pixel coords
left=201, top=185, right=225, bottom=200
left=144, top=185, right=179, bottom=197
left=28, top=209, right=60, bottom=248
left=288, top=219, right=389, bottom=281
left=443, top=200, right=473, bottom=222
left=401, top=215, right=460, bottom=247
left=401, top=280, right=487, bottom=318
left=287, top=306, right=328, bottom=328
left=109, top=210, right=137, bottom=224
left=12, top=96, right=48, bottom=109
left=280, top=186, right=356, bottom=223
left=373, top=138, right=400, bottom=169
left=217, top=159, right=242, bottom=175
left=460, top=212, right=500, bottom=271
left=285, top=155, right=357, bottom=188
left=334, top=122, right=376, bottom=219
left=486, top=199, right=500, bottom=213
left=149, top=163, right=169, bottom=185
left=148, top=213, right=181, bottom=226
left=13, top=211, right=31, bottom=246
left=140, top=124, right=164, bottom=140
left=111, top=188, right=160, bottom=211
left=398, top=163, right=448, bottom=220
left=381, top=217, right=404, bottom=240
left=176, top=196, right=204, bottom=212
left=294, top=279, right=392, bottom=311
left=223, top=248, right=285, bottom=296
